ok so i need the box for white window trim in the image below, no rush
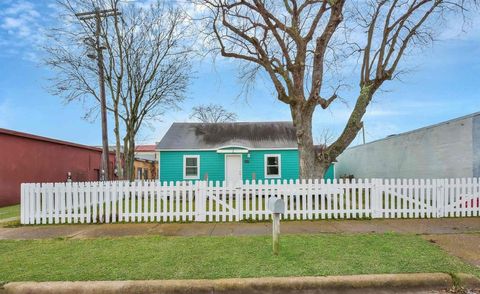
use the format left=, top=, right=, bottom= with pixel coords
left=183, top=155, right=200, bottom=180
left=264, top=154, right=281, bottom=179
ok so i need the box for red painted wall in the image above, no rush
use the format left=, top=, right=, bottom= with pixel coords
left=0, top=130, right=116, bottom=207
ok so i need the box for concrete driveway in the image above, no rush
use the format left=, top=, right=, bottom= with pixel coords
left=422, top=233, right=480, bottom=268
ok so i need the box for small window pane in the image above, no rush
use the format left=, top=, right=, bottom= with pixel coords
left=267, top=156, right=278, bottom=165
left=186, top=167, right=198, bottom=176
left=267, top=166, right=279, bottom=175
left=186, top=157, right=197, bottom=167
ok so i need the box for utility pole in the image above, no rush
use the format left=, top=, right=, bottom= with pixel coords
left=75, top=8, right=121, bottom=181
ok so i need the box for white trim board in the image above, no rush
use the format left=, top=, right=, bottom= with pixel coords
left=217, top=149, right=249, bottom=154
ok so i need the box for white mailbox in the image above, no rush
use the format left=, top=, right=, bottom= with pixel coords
left=268, top=197, right=285, bottom=214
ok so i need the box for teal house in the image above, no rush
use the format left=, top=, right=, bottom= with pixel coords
left=156, top=122, right=334, bottom=183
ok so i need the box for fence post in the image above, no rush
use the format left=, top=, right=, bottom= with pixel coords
left=20, top=184, right=25, bottom=224
left=371, top=179, right=382, bottom=218
left=195, top=181, right=206, bottom=222
left=236, top=186, right=243, bottom=221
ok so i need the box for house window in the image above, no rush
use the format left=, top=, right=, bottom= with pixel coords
left=183, top=155, right=200, bottom=179
left=264, top=154, right=281, bottom=178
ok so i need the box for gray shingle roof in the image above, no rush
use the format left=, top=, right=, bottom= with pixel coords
left=156, top=121, right=298, bottom=150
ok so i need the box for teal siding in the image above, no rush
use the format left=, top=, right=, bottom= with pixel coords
left=159, top=149, right=334, bottom=182
left=242, top=150, right=298, bottom=181
left=324, top=164, right=335, bottom=181
left=159, top=151, right=225, bottom=182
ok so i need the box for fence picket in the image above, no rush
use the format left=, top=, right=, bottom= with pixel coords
left=136, top=181, right=142, bottom=223
left=173, top=181, right=179, bottom=221
left=111, top=181, right=117, bottom=223
left=46, top=183, right=53, bottom=224
left=72, top=182, right=80, bottom=224
left=425, top=179, right=431, bottom=218
left=473, top=178, right=479, bottom=217
left=345, top=178, right=351, bottom=219
left=162, top=181, right=167, bottom=222
left=93, top=182, right=98, bottom=223
left=153, top=181, right=159, bottom=222
left=78, top=182, right=84, bottom=224
left=180, top=181, right=185, bottom=221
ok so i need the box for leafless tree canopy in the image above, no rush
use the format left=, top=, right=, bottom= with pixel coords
left=196, top=0, right=475, bottom=178
left=190, top=103, right=238, bottom=123
left=46, top=0, right=193, bottom=180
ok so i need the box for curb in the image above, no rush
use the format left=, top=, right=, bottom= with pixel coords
left=3, top=273, right=479, bottom=294
left=455, top=273, right=480, bottom=289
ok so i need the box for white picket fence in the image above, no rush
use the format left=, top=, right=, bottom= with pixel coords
left=20, top=178, right=480, bottom=225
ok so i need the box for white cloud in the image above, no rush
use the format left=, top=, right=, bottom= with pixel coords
left=438, top=11, right=480, bottom=41
left=2, top=17, right=23, bottom=29
left=0, top=0, right=46, bottom=61
left=367, top=108, right=406, bottom=117
left=4, top=1, right=39, bottom=17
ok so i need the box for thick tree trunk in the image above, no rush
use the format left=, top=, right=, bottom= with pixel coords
left=290, top=103, right=325, bottom=179
left=113, top=105, right=123, bottom=180
left=127, top=138, right=135, bottom=182
left=123, top=137, right=130, bottom=180
left=123, top=134, right=132, bottom=181
left=122, top=126, right=136, bottom=182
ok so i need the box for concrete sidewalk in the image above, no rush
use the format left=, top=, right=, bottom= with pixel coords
left=0, top=218, right=478, bottom=240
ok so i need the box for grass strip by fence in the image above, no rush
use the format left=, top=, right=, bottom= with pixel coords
left=0, top=204, right=20, bottom=220
left=0, top=233, right=478, bottom=282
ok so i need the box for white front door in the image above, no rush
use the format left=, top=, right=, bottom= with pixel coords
left=225, top=154, right=242, bottom=185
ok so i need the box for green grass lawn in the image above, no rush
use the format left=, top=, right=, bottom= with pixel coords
left=0, top=204, right=20, bottom=220
left=0, top=233, right=478, bottom=282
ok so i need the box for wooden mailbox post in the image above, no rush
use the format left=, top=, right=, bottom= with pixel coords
left=268, top=197, right=285, bottom=255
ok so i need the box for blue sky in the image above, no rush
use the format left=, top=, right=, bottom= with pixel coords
left=0, top=0, right=479, bottom=147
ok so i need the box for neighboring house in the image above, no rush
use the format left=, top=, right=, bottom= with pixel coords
left=335, top=112, right=480, bottom=179
left=134, top=145, right=158, bottom=180
left=156, top=121, right=334, bottom=184
left=98, top=145, right=157, bottom=180
left=0, top=128, right=117, bottom=207
left=135, top=144, right=158, bottom=161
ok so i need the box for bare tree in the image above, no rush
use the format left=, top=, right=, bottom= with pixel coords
left=316, top=129, right=335, bottom=147
left=119, top=3, right=192, bottom=180
left=46, top=0, right=192, bottom=180
left=190, top=103, right=238, bottom=123
left=196, top=0, right=475, bottom=179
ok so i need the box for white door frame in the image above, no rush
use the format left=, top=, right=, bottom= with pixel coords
left=224, top=154, right=243, bottom=185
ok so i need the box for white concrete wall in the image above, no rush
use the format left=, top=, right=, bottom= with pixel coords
left=335, top=115, right=476, bottom=179
left=473, top=115, right=480, bottom=177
